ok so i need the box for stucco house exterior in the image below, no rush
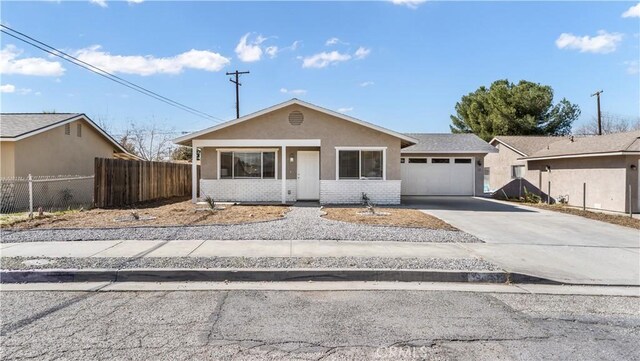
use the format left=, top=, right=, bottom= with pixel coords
left=174, top=99, right=496, bottom=204
left=485, top=132, right=640, bottom=213
left=0, top=113, right=136, bottom=178
left=485, top=136, right=563, bottom=192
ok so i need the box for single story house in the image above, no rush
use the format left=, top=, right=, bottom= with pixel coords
left=485, top=136, right=563, bottom=192
left=174, top=99, right=496, bottom=204
left=485, top=131, right=640, bottom=213
left=0, top=113, right=137, bottom=178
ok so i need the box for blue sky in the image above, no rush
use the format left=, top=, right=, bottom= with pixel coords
left=1, top=0, right=639, bottom=137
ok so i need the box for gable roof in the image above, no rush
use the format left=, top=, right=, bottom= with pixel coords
left=523, top=130, right=640, bottom=160
left=402, top=133, right=497, bottom=154
left=1, top=113, right=129, bottom=154
left=489, top=136, right=565, bottom=157
left=173, top=98, right=418, bottom=147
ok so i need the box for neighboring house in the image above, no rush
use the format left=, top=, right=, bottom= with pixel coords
left=174, top=99, right=496, bottom=204
left=0, top=113, right=137, bottom=178
left=486, top=132, right=640, bottom=213
left=485, top=136, right=563, bottom=192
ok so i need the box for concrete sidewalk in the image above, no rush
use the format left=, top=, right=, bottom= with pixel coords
left=0, top=240, right=470, bottom=259
left=2, top=238, right=639, bottom=285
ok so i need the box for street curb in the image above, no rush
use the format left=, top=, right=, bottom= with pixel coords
left=0, top=268, right=561, bottom=284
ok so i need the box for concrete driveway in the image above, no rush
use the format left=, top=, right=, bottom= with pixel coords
left=405, top=196, right=640, bottom=286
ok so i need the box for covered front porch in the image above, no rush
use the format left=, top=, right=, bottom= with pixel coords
left=191, top=139, right=321, bottom=204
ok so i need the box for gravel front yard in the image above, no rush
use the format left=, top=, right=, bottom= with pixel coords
left=1, top=199, right=288, bottom=229
left=1, top=207, right=481, bottom=243
left=1, top=256, right=500, bottom=271
left=322, top=207, right=456, bottom=229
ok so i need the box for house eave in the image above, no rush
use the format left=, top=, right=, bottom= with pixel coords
left=520, top=151, right=640, bottom=161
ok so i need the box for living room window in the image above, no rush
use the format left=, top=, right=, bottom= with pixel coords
left=337, top=148, right=385, bottom=180
left=219, top=151, right=276, bottom=179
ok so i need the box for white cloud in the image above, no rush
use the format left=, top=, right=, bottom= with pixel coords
left=89, top=0, right=107, bottom=8
left=555, top=30, right=623, bottom=54
left=0, top=45, right=65, bottom=76
left=390, top=0, right=427, bottom=9
left=235, top=33, right=268, bottom=62
left=625, top=60, right=639, bottom=75
left=354, top=46, right=371, bottom=59
left=0, top=84, right=15, bottom=93
left=127, top=0, right=144, bottom=3
left=302, top=51, right=351, bottom=68
left=265, top=46, right=278, bottom=59
left=337, top=107, right=354, bottom=113
left=17, top=87, right=32, bottom=95
left=74, top=45, right=230, bottom=75
left=622, top=3, right=640, bottom=18
left=288, top=40, right=301, bottom=51
left=325, top=37, right=349, bottom=46
left=359, top=81, right=374, bottom=87
left=280, top=88, right=307, bottom=95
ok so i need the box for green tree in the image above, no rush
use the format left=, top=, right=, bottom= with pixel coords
left=171, top=145, right=200, bottom=161
left=450, top=80, right=581, bottom=141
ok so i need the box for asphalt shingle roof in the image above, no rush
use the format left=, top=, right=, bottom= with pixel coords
left=526, top=130, right=640, bottom=159
left=402, top=133, right=496, bottom=153
left=491, top=136, right=565, bottom=156
left=0, top=113, right=81, bottom=138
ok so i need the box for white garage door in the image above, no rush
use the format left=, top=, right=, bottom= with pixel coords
left=401, top=157, right=475, bottom=196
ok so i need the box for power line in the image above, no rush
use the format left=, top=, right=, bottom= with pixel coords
left=0, top=24, right=226, bottom=124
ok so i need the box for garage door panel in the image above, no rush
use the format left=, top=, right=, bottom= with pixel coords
left=401, top=158, right=474, bottom=196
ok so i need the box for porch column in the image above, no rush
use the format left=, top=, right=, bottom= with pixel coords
left=192, top=143, right=198, bottom=203
left=281, top=145, right=287, bottom=204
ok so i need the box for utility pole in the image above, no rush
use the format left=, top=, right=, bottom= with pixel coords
left=591, top=90, right=603, bottom=135
left=226, top=70, right=250, bottom=119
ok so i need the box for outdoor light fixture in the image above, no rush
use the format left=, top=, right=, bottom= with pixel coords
left=631, top=164, right=638, bottom=170
left=476, top=160, right=482, bottom=166
left=290, top=153, right=294, bottom=163
left=545, top=165, right=552, bottom=171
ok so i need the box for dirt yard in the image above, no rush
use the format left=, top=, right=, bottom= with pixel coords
left=322, top=207, right=457, bottom=230
left=1, top=198, right=289, bottom=229
left=517, top=202, right=640, bottom=230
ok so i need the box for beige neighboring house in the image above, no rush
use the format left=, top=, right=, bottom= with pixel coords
left=175, top=99, right=496, bottom=204
left=485, top=136, right=563, bottom=192
left=1, top=113, right=136, bottom=178
left=485, top=131, right=640, bottom=213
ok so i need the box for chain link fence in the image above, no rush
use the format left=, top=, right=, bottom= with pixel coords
left=0, top=175, right=94, bottom=214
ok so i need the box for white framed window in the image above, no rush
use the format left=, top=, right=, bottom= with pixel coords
left=218, top=150, right=277, bottom=179
left=335, top=147, right=386, bottom=180
left=511, top=165, right=525, bottom=179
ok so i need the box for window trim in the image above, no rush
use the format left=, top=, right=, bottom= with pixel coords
left=511, top=165, right=525, bottom=179
left=216, top=149, right=279, bottom=180
left=335, top=146, right=387, bottom=181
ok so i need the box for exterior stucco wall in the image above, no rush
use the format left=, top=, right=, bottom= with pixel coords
left=484, top=143, right=533, bottom=191
left=0, top=142, right=15, bottom=177
left=12, top=119, right=117, bottom=177
left=194, top=105, right=402, bottom=180
left=402, top=152, right=487, bottom=196
left=527, top=156, right=633, bottom=213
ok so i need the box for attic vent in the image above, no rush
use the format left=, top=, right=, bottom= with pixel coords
left=288, top=111, right=304, bottom=125
left=64, top=123, right=71, bottom=135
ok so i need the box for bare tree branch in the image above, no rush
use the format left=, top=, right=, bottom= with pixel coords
left=573, top=112, right=640, bottom=135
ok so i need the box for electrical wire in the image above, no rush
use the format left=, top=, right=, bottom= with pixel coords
left=0, top=24, right=226, bottom=124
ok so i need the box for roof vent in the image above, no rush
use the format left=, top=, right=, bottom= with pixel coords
left=288, top=111, right=304, bottom=125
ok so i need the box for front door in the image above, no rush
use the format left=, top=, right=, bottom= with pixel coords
left=297, top=151, right=320, bottom=200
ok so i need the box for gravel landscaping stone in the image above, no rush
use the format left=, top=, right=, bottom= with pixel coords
left=1, top=256, right=501, bottom=271
left=1, top=207, right=482, bottom=243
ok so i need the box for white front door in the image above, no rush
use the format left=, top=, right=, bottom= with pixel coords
left=297, top=151, right=320, bottom=200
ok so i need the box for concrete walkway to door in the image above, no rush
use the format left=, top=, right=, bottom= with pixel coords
left=406, top=196, right=640, bottom=285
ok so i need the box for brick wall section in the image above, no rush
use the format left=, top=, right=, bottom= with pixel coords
left=320, top=180, right=401, bottom=205
left=200, top=179, right=296, bottom=202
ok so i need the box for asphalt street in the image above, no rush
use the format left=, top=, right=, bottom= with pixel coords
left=1, top=289, right=639, bottom=360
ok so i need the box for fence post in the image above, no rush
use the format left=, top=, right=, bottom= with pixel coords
left=547, top=181, right=551, bottom=205
left=583, top=183, right=586, bottom=211
left=28, top=173, right=33, bottom=215
left=630, top=184, right=633, bottom=219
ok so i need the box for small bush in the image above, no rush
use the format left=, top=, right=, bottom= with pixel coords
left=523, top=187, right=541, bottom=203
left=204, top=196, right=216, bottom=209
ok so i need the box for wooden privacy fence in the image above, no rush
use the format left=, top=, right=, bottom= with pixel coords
left=94, top=158, right=200, bottom=208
